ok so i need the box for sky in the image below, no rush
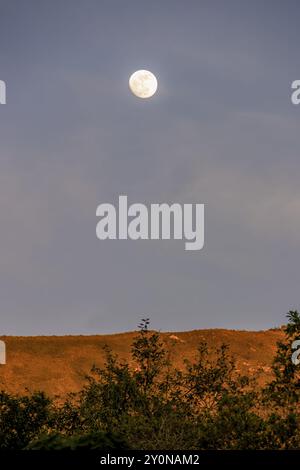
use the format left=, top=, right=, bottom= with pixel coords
left=0, top=0, right=300, bottom=334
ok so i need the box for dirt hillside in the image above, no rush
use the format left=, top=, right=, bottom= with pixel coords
left=0, top=328, right=284, bottom=397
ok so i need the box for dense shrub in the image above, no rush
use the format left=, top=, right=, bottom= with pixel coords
left=1, top=313, right=300, bottom=449
left=27, top=431, right=129, bottom=450
left=0, top=391, right=50, bottom=449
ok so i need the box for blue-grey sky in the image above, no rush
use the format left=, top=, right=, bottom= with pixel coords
left=0, top=0, right=300, bottom=334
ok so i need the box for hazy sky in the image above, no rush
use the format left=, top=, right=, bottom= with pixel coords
left=0, top=0, right=300, bottom=334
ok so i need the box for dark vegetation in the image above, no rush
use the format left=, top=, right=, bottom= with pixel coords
left=0, top=313, right=300, bottom=450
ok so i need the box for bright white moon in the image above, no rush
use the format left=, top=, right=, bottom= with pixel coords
left=129, top=70, right=158, bottom=99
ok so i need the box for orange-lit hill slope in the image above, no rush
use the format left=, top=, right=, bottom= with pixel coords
left=0, top=328, right=284, bottom=398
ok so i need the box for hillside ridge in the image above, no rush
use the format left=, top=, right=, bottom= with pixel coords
left=0, top=328, right=284, bottom=397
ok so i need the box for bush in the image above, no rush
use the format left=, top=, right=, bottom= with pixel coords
left=1, top=313, right=300, bottom=449
left=0, top=391, right=50, bottom=449
left=27, top=431, right=129, bottom=450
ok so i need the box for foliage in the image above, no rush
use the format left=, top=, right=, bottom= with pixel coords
left=265, top=310, right=300, bottom=409
left=0, top=391, right=50, bottom=449
left=26, top=431, right=129, bottom=450
left=1, top=313, right=300, bottom=449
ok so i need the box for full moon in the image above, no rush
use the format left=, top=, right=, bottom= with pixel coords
left=129, top=70, right=158, bottom=99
